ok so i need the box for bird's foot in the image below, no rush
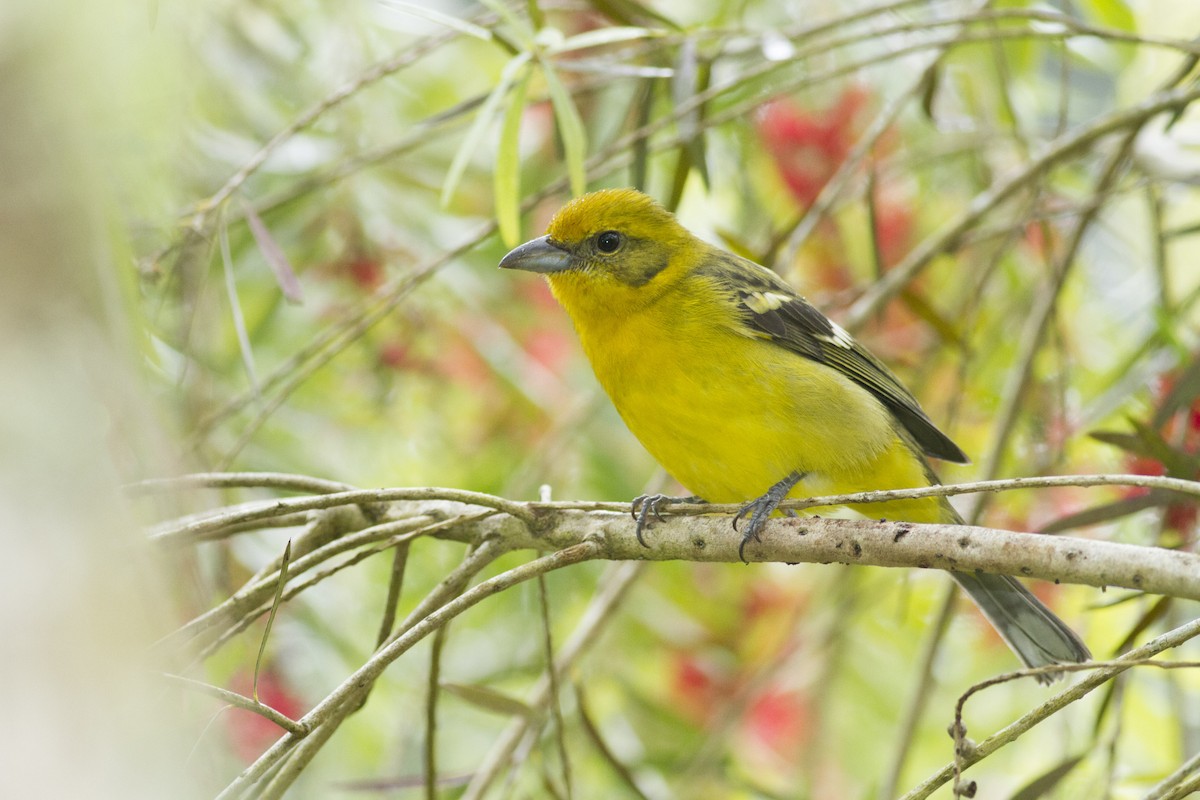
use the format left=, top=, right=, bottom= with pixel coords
left=631, top=494, right=705, bottom=546
left=733, top=472, right=805, bottom=563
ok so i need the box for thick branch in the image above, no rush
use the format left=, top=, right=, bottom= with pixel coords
left=432, top=508, right=1200, bottom=601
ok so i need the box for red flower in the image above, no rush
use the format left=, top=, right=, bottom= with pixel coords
left=1114, top=364, right=1200, bottom=537
left=757, top=87, right=870, bottom=207
left=744, top=688, right=810, bottom=754
left=344, top=255, right=385, bottom=291
left=225, top=668, right=305, bottom=763
left=670, top=653, right=724, bottom=725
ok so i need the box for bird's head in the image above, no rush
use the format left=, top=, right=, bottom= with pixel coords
left=499, top=189, right=701, bottom=313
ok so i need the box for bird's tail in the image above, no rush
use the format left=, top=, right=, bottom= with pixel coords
left=950, top=570, right=1091, bottom=684
left=936, top=497, right=1090, bottom=683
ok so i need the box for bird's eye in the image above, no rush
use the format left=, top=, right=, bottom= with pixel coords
left=596, top=230, right=622, bottom=254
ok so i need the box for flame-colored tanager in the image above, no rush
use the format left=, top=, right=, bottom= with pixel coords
left=500, top=188, right=1089, bottom=677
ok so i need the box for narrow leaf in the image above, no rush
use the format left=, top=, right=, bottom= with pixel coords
left=442, top=52, right=532, bottom=208
left=549, top=26, right=662, bottom=55
left=1008, top=754, right=1085, bottom=800
left=1127, top=415, right=1200, bottom=476
left=1151, top=351, right=1200, bottom=428
left=918, top=60, right=941, bottom=121
left=440, top=682, right=536, bottom=718
left=242, top=201, right=303, bottom=304
left=219, top=220, right=260, bottom=390
left=254, top=539, right=292, bottom=704
left=1077, top=0, right=1135, bottom=32
left=379, top=0, right=493, bottom=41
left=1039, top=493, right=1165, bottom=534
left=671, top=38, right=709, bottom=188
left=495, top=63, right=533, bottom=247
left=900, top=288, right=967, bottom=350
left=1091, top=421, right=1200, bottom=478
left=1111, top=595, right=1172, bottom=654
left=585, top=0, right=681, bottom=30
left=525, top=0, right=545, bottom=30
left=476, top=0, right=531, bottom=45
left=629, top=78, right=655, bottom=190
left=541, top=60, right=588, bottom=197
left=1089, top=429, right=1153, bottom=455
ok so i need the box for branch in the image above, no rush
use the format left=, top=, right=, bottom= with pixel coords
left=460, top=561, right=644, bottom=800
left=899, top=613, right=1200, bottom=799
left=447, top=509, right=1200, bottom=601
left=160, top=673, right=308, bottom=737
left=149, top=473, right=1200, bottom=601
left=218, top=541, right=600, bottom=800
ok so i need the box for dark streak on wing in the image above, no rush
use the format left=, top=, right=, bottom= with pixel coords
left=700, top=250, right=969, bottom=464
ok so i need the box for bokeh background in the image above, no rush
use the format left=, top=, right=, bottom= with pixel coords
left=5, top=0, right=1200, bottom=797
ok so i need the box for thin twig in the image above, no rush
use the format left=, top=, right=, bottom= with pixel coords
left=878, top=583, right=959, bottom=799
left=776, top=0, right=989, bottom=268
left=1157, top=769, right=1200, bottom=800
left=161, top=672, right=308, bottom=737
left=846, top=81, right=1200, bottom=328
left=538, top=574, right=572, bottom=800
left=184, top=11, right=1200, bottom=457
left=127, top=472, right=356, bottom=495
left=1139, top=741, right=1200, bottom=799
left=149, top=485, right=534, bottom=544
left=574, top=682, right=652, bottom=800
left=898, top=616, right=1200, bottom=800
left=230, top=537, right=515, bottom=800
left=950, top=660, right=1200, bottom=796
left=253, top=539, right=292, bottom=703
left=375, top=542, right=412, bottom=648
left=220, top=542, right=599, bottom=800
left=461, top=562, right=645, bottom=800
left=165, top=515, right=440, bottom=651
left=966, top=126, right=1142, bottom=521
left=191, top=525, right=432, bottom=666
left=425, top=624, right=448, bottom=800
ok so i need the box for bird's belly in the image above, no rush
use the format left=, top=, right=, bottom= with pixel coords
left=588, top=327, right=901, bottom=504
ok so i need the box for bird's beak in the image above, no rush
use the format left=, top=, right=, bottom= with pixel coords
left=498, top=235, right=572, bottom=274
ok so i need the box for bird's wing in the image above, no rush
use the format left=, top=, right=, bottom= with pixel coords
left=699, top=250, right=968, bottom=464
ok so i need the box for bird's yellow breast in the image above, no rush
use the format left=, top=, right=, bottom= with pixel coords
left=550, top=272, right=946, bottom=522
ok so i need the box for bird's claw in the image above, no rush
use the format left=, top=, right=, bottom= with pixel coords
left=733, top=498, right=774, bottom=562
left=631, top=494, right=703, bottom=547
left=733, top=472, right=805, bottom=563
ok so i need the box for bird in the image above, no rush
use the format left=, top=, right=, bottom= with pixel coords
left=499, top=187, right=1090, bottom=679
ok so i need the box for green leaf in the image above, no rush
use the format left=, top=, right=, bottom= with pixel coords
left=1111, top=595, right=1172, bottom=655
left=1151, top=351, right=1200, bottom=428
left=254, top=539, right=291, bottom=704
left=441, top=52, right=532, bottom=208
left=671, top=38, right=709, bottom=188
left=242, top=200, right=303, bottom=305
left=1076, top=0, right=1136, bottom=33
left=379, top=0, right=494, bottom=41
left=1090, top=420, right=1200, bottom=478
left=899, top=289, right=967, bottom=350
left=584, top=0, right=681, bottom=30
left=918, top=60, right=941, bottom=121
left=495, top=63, right=533, bottom=247
left=1038, top=493, right=1164, bottom=534
left=476, top=0, right=532, bottom=43
left=1126, top=415, right=1200, bottom=477
left=525, top=0, right=544, bottom=30
left=549, top=26, right=663, bottom=55
left=441, top=682, right=536, bottom=718
left=541, top=59, right=588, bottom=197
left=1008, top=754, right=1085, bottom=800
left=629, top=78, right=656, bottom=191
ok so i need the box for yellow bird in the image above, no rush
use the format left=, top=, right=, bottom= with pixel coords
left=500, top=188, right=1089, bottom=677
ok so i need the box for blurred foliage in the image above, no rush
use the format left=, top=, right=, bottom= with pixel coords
left=99, top=0, right=1200, bottom=796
